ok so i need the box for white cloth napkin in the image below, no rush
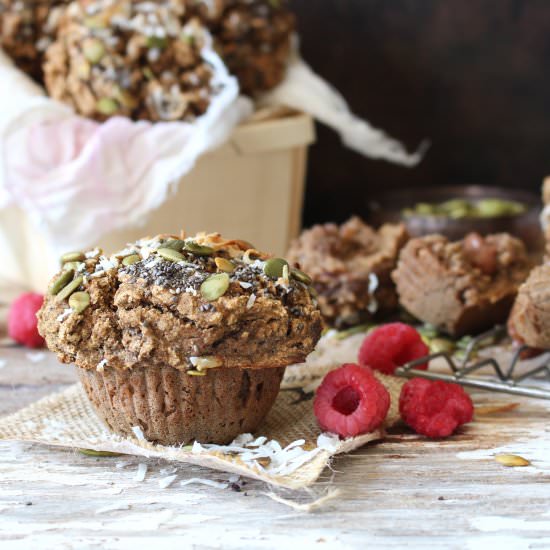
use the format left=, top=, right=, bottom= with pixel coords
left=260, top=52, right=428, bottom=166
left=0, top=48, right=252, bottom=251
left=0, top=42, right=425, bottom=253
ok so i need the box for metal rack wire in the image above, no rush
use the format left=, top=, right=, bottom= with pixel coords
left=395, top=326, right=550, bottom=400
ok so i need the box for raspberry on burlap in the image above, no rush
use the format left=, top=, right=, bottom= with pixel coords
left=314, top=363, right=390, bottom=438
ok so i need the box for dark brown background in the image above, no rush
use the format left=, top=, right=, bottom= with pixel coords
left=292, top=0, right=550, bottom=226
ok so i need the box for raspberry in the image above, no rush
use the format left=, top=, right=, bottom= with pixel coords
left=8, top=292, right=45, bottom=349
left=399, top=378, right=474, bottom=438
left=358, top=322, right=429, bottom=375
left=314, top=363, right=390, bottom=438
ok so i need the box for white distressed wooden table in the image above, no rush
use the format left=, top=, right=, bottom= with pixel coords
left=1, top=283, right=549, bottom=549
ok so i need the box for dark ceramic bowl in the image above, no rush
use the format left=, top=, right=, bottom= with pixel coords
left=367, top=185, right=543, bottom=252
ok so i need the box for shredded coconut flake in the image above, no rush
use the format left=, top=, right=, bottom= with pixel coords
left=180, top=478, right=229, bottom=489
left=96, top=359, right=107, bottom=372
left=26, top=352, right=45, bottom=363
left=85, top=248, right=100, bottom=259
left=131, top=426, right=146, bottom=441
left=239, top=281, right=253, bottom=289
left=56, top=307, right=73, bottom=322
left=134, top=463, right=148, bottom=482
left=158, top=474, right=178, bottom=489
left=246, top=293, right=256, bottom=309
left=192, top=433, right=323, bottom=476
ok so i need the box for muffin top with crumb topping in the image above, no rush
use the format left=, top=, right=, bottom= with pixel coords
left=38, top=231, right=322, bottom=373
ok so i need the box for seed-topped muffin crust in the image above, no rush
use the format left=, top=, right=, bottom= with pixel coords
left=0, top=0, right=68, bottom=79
left=44, top=0, right=214, bottom=121
left=38, top=232, right=322, bottom=374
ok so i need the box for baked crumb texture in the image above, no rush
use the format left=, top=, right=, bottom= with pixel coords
left=38, top=232, right=322, bottom=373
left=393, top=233, right=532, bottom=336
left=287, top=217, right=409, bottom=328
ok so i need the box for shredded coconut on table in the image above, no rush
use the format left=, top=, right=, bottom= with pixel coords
left=134, top=463, right=148, bottom=482
left=192, top=433, right=332, bottom=477
left=158, top=474, right=178, bottom=489
left=26, top=352, right=46, bottom=363
left=180, top=478, right=229, bottom=489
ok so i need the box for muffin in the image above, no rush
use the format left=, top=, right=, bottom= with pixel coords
left=393, top=232, right=532, bottom=337
left=507, top=264, right=550, bottom=349
left=287, top=217, right=409, bottom=328
left=44, top=0, right=214, bottom=122
left=0, top=0, right=68, bottom=80
left=190, top=0, right=295, bottom=95
left=38, top=232, right=322, bottom=445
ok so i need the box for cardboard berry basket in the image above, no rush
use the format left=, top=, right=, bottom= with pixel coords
left=0, top=110, right=315, bottom=292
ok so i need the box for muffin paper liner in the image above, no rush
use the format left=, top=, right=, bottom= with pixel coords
left=0, top=370, right=404, bottom=489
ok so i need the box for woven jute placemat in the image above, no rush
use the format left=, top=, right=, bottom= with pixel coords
left=0, top=368, right=404, bottom=489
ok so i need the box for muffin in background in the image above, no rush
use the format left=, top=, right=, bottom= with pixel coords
left=191, top=0, right=295, bottom=95
left=38, top=232, right=322, bottom=445
left=44, top=0, right=214, bottom=122
left=393, top=232, right=531, bottom=337
left=0, top=0, right=68, bottom=80
left=287, top=217, right=409, bottom=328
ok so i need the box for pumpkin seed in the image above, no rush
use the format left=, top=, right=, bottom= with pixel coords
left=157, top=248, right=185, bottom=262
left=163, top=239, right=185, bottom=251
left=264, top=258, right=289, bottom=279
left=96, top=97, right=119, bottom=115
left=60, top=251, right=85, bottom=264
left=146, top=35, right=168, bottom=49
left=57, top=276, right=84, bottom=301
left=69, top=291, right=90, bottom=314
left=184, top=241, right=214, bottom=256
left=187, top=370, right=207, bottom=377
left=290, top=268, right=312, bottom=285
left=78, top=448, right=122, bottom=457
left=495, top=454, right=531, bottom=467
left=115, top=88, right=138, bottom=109
left=122, top=254, right=141, bottom=266
left=76, top=61, right=91, bottom=79
left=84, top=15, right=106, bottom=29
left=215, top=257, right=236, bottom=273
left=63, top=261, right=83, bottom=272
left=49, top=270, right=75, bottom=295
left=430, top=337, right=456, bottom=354
left=200, top=273, right=230, bottom=301
left=82, top=37, right=105, bottom=64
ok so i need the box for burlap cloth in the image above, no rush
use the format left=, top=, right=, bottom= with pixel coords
left=0, top=334, right=404, bottom=489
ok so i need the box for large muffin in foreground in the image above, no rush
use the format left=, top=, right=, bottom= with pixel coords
left=38, top=232, right=322, bottom=445
left=44, top=0, right=214, bottom=122
left=287, top=217, right=409, bottom=328
left=393, top=232, right=531, bottom=337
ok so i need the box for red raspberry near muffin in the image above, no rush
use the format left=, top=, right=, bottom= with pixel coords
left=399, top=378, right=474, bottom=438
left=314, top=363, right=390, bottom=438
left=8, top=292, right=45, bottom=348
left=358, top=322, right=429, bottom=375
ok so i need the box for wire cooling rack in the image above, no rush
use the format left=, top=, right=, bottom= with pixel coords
left=395, top=326, right=550, bottom=400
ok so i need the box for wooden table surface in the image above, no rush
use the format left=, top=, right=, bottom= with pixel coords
left=1, top=282, right=549, bottom=549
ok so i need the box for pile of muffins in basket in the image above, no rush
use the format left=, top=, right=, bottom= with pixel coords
left=36, top=182, right=550, bottom=447
left=0, top=0, right=295, bottom=120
